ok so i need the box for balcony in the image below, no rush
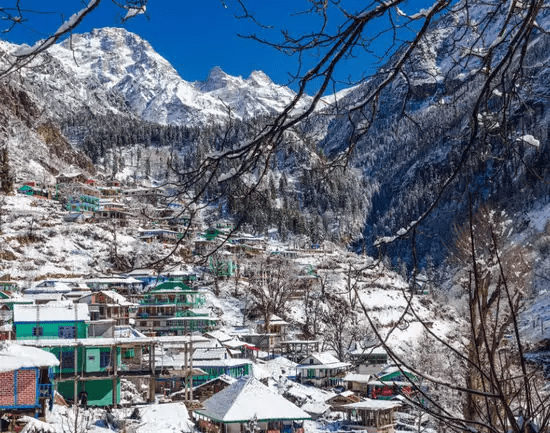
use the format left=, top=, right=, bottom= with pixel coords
left=39, top=383, right=53, bottom=399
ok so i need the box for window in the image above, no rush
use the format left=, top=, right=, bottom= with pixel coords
left=58, top=326, right=76, bottom=339
left=32, top=326, right=43, bottom=336
left=100, top=350, right=111, bottom=369
left=60, top=350, right=75, bottom=369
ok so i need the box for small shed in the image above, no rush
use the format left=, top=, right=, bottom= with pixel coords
left=342, top=399, right=401, bottom=433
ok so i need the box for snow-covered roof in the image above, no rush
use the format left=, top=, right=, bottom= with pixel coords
left=0, top=342, right=59, bottom=372
left=298, top=352, right=350, bottom=369
left=310, top=352, right=340, bottom=364
left=86, top=277, right=142, bottom=284
left=378, top=365, right=416, bottom=378
left=26, top=281, right=72, bottom=294
left=13, top=302, right=90, bottom=323
left=192, top=347, right=229, bottom=361
left=18, top=334, right=208, bottom=348
left=253, top=356, right=297, bottom=380
left=342, top=398, right=401, bottom=411
left=136, top=402, right=194, bottom=433
left=195, top=377, right=311, bottom=423
left=343, top=373, right=372, bottom=383
left=113, top=326, right=147, bottom=339
left=205, top=330, right=233, bottom=343
left=96, top=290, right=134, bottom=306
left=192, top=359, right=253, bottom=368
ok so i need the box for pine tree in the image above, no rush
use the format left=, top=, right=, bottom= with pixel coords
left=0, top=146, right=14, bottom=194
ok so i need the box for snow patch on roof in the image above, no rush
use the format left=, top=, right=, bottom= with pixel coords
left=0, top=342, right=59, bottom=372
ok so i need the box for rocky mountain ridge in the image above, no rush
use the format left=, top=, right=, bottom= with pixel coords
left=5, top=27, right=311, bottom=127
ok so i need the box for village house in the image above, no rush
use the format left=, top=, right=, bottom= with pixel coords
left=0, top=281, right=19, bottom=293
left=205, top=330, right=258, bottom=360
left=0, top=292, right=32, bottom=340
left=135, top=282, right=215, bottom=336
left=79, top=290, right=137, bottom=326
left=280, top=340, right=321, bottom=363
left=22, top=280, right=74, bottom=305
left=341, top=399, right=401, bottom=433
left=295, top=352, right=351, bottom=388
left=367, top=366, right=423, bottom=400
left=192, top=356, right=253, bottom=387
left=22, top=335, right=207, bottom=407
left=255, top=314, right=289, bottom=342
left=138, top=228, right=182, bottom=244
left=194, top=377, right=310, bottom=433
left=0, top=342, right=59, bottom=418
left=13, top=302, right=90, bottom=340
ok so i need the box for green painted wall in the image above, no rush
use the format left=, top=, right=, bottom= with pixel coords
left=57, top=378, right=120, bottom=406
left=44, top=346, right=121, bottom=374
left=15, top=321, right=88, bottom=340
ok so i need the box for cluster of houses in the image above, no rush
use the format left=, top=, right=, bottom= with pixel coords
left=3, top=173, right=428, bottom=433
left=0, top=267, right=427, bottom=433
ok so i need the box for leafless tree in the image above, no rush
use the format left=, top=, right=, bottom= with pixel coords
left=246, top=256, right=301, bottom=332
left=356, top=203, right=549, bottom=433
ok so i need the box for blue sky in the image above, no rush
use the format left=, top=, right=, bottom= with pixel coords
left=2, top=0, right=435, bottom=93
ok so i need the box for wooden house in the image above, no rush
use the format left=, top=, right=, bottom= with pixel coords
left=79, top=290, right=137, bottom=326
left=194, top=377, right=310, bottom=433
left=341, top=399, right=401, bottom=433
left=13, top=302, right=89, bottom=340
left=0, top=343, right=59, bottom=417
left=296, top=352, right=350, bottom=388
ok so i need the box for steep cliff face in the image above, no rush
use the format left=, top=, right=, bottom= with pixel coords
left=0, top=81, right=94, bottom=183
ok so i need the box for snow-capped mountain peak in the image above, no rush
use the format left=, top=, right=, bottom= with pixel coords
left=12, top=27, right=310, bottom=126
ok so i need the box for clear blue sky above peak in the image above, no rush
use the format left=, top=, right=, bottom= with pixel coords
left=2, top=0, right=436, bottom=94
